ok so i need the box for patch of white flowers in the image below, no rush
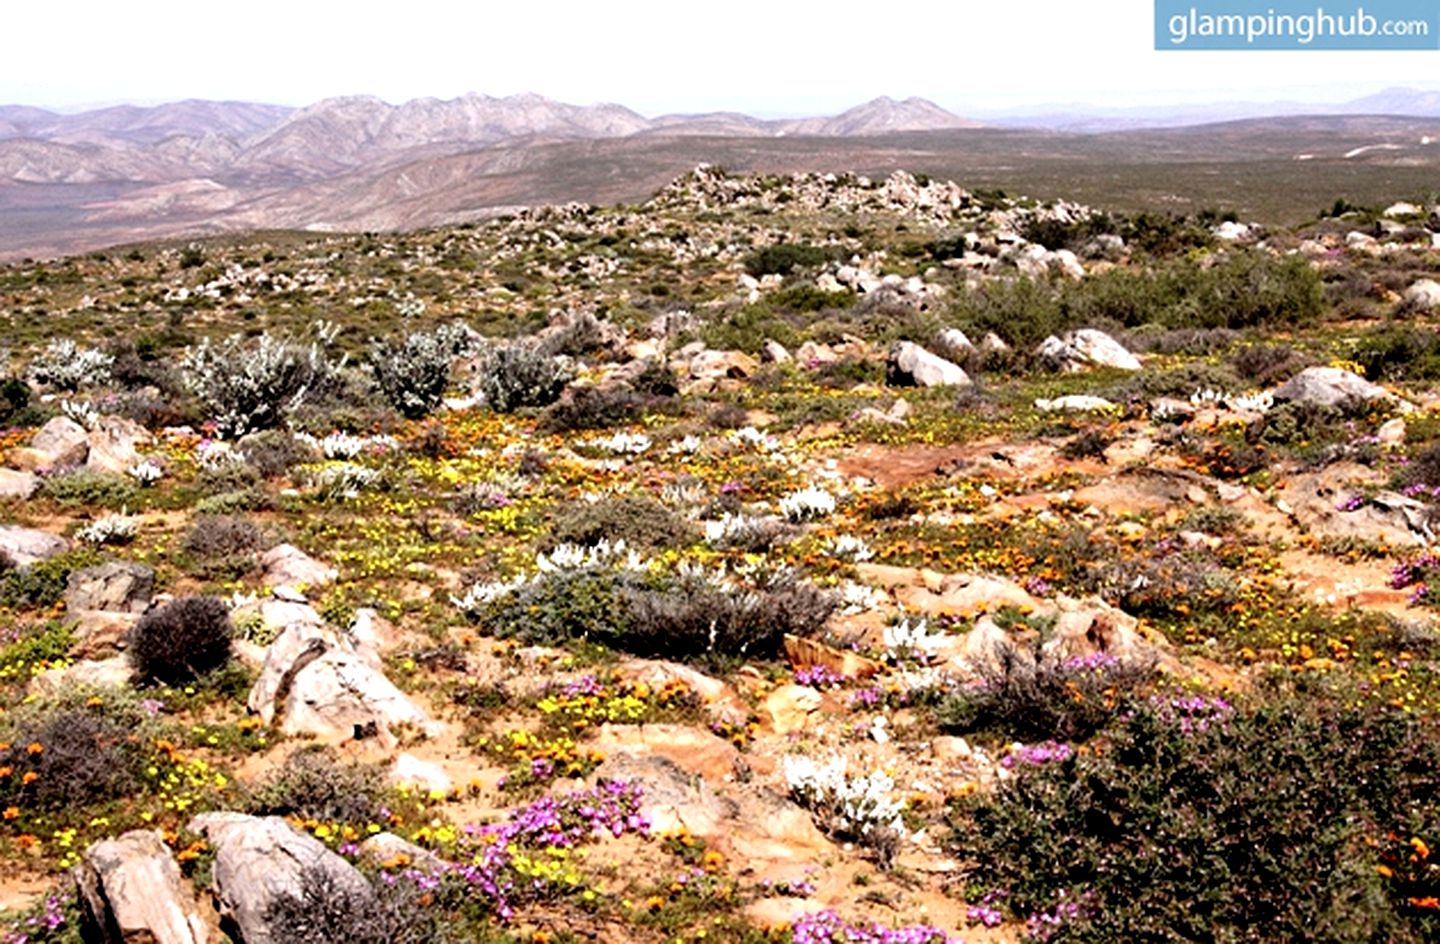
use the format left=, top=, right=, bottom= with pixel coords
left=195, top=440, right=241, bottom=470
left=836, top=581, right=888, bottom=616
left=29, top=340, right=113, bottom=391
left=451, top=539, right=647, bottom=615
left=883, top=616, right=947, bottom=664
left=1190, top=388, right=1273, bottom=414
left=584, top=432, right=652, bottom=456
left=779, top=486, right=836, bottom=523
left=76, top=512, right=137, bottom=546
left=704, top=513, right=783, bottom=548
left=319, top=432, right=366, bottom=460
left=128, top=460, right=164, bottom=487
left=666, top=435, right=703, bottom=456
left=60, top=399, right=100, bottom=430
left=731, top=426, right=779, bottom=452
left=824, top=533, right=874, bottom=562
left=782, top=755, right=906, bottom=838
left=309, top=462, right=380, bottom=501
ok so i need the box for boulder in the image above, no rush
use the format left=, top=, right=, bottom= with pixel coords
left=387, top=753, right=453, bottom=795
left=1273, top=367, right=1405, bottom=410
left=67, top=610, right=140, bottom=660
left=75, top=829, right=208, bottom=944
left=86, top=417, right=151, bottom=475
left=0, top=468, right=38, bottom=499
left=612, top=658, right=749, bottom=723
left=258, top=544, right=337, bottom=589
left=65, top=561, right=154, bottom=614
left=247, top=622, right=437, bottom=744
left=29, top=416, right=89, bottom=467
left=1035, top=329, right=1141, bottom=372
left=1039, top=596, right=1170, bottom=669
left=1279, top=465, right=1433, bottom=548
left=589, top=723, right=741, bottom=783
left=761, top=339, right=792, bottom=364
left=886, top=341, right=971, bottom=388
left=932, top=328, right=977, bottom=361
left=0, top=524, right=68, bottom=567
left=187, top=812, right=374, bottom=944
left=356, top=832, right=445, bottom=871
left=762, top=684, right=823, bottom=735
left=794, top=341, right=839, bottom=367
left=1402, top=279, right=1440, bottom=313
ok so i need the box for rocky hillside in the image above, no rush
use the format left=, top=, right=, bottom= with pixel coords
left=0, top=168, right=1438, bottom=942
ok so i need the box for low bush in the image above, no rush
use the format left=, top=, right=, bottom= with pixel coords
left=181, top=332, right=337, bottom=437
left=538, top=385, right=651, bottom=433
left=38, top=471, right=137, bottom=510
left=1228, top=343, right=1308, bottom=386
left=1354, top=325, right=1440, bottom=383
left=0, top=692, right=151, bottom=811
left=0, top=548, right=102, bottom=609
left=127, top=595, right=233, bottom=684
left=743, top=243, right=844, bottom=276
left=369, top=324, right=470, bottom=419
left=243, top=747, right=389, bottom=824
left=262, top=866, right=456, bottom=944
left=27, top=339, right=113, bottom=391
left=182, top=515, right=264, bottom=559
left=950, top=689, right=1440, bottom=942
left=938, top=648, right=1154, bottom=744
left=475, top=341, right=569, bottom=413
left=547, top=494, right=695, bottom=552
left=0, top=376, right=31, bottom=424
left=237, top=429, right=314, bottom=479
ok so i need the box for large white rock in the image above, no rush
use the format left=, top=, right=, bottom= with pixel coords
left=1273, top=366, right=1405, bottom=410
left=0, top=469, right=38, bottom=499
left=187, top=813, right=375, bottom=944
left=1402, top=279, right=1440, bottom=312
left=0, top=524, right=68, bottom=567
left=887, top=341, right=971, bottom=387
left=29, top=416, right=89, bottom=467
left=1036, top=329, right=1141, bottom=372
left=85, top=416, right=152, bottom=475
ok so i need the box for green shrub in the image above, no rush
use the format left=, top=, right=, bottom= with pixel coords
left=537, top=385, right=651, bottom=433
left=195, top=459, right=263, bottom=496
left=547, top=494, right=696, bottom=552
left=38, top=471, right=138, bottom=511
left=181, top=332, right=337, bottom=437
left=0, top=548, right=102, bottom=609
left=243, top=747, right=389, bottom=824
left=237, top=429, right=313, bottom=478
left=0, top=692, right=151, bottom=811
left=0, top=376, right=31, bottom=424
left=938, top=649, right=1153, bottom=744
left=475, top=341, right=569, bottom=413
left=182, top=515, right=263, bottom=558
left=127, top=595, right=233, bottom=684
left=743, top=243, right=843, bottom=277
left=1354, top=326, right=1440, bottom=383
left=949, top=690, right=1440, bottom=943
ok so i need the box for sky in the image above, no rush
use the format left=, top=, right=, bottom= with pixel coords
left=5, top=0, right=1439, bottom=115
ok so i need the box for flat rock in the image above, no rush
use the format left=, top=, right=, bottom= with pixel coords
left=589, top=723, right=741, bottom=783
left=0, top=524, right=69, bottom=567
left=31, top=656, right=132, bottom=695
left=387, top=753, right=453, bottom=795
left=258, top=544, right=337, bottom=589
left=1273, top=367, right=1406, bottom=410
left=1036, top=329, right=1141, bottom=372
left=762, top=684, right=823, bottom=735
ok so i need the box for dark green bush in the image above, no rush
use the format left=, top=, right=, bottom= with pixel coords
left=0, top=377, right=31, bottom=424
left=743, top=243, right=843, bottom=277
left=182, top=515, right=263, bottom=559
left=938, top=648, right=1153, bottom=744
left=950, top=691, right=1440, bottom=943
left=0, top=693, right=150, bottom=811
left=547, top=494, right=695, bottom=552
left=1228, top=343, right=1308, bottom=386
left=127, top=595, right=233, bottom=684
left=538, top=385, right=651, bottom=433
left=1354, top=326, right=1440, bottom=383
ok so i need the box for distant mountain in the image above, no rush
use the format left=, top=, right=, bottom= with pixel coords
left=0, top=100, right=292, bottom=145
left=784, top=96, right=980, bottom=136
left=1347, top=86, right=1440, bottom=116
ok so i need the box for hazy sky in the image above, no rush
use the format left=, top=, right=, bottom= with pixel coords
left=6, top=0, right=1439, bottom=114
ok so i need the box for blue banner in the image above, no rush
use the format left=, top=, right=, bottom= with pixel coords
left=1155, top=1, right=1440, bottom=49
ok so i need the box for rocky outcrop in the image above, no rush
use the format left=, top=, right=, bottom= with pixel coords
left=65, top=561, right=155, bottom=613
left=187, top=812, right=374, bottom=944
left=0, top=468, right=38, bottom=498
left=75, top=829, right=209, bottom=944
left=85, top=417, right=151, bottom=475
left=247, top=615, right=437, bottom=744
left=257, top=544, right=337, bottom=589
left=29, top=416, right=90, bottom=467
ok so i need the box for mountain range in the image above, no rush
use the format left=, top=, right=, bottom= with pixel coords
left=1, top=89, right=1438, bottom=260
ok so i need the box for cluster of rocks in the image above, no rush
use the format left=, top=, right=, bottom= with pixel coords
left=0, top=414, right=151, bottom=499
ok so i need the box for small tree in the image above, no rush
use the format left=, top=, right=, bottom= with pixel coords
left=369, top=324, right=471, bottom=419
left=181, top=332, right=336, bottom=437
